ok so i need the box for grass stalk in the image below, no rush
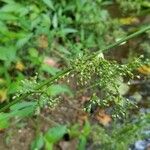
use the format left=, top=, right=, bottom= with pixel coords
left=0, top=25, right=149, bottom=113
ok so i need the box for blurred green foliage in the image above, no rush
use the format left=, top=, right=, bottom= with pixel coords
left=0, top=0, right=150, bottom=150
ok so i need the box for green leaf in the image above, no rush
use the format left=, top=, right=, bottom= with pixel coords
left=52, top=13, right=58, bottom=28
left=29, top=48, right=39, bottom=57
left=41, top=64, right=60, bottom=75
left=44, top=138, right=53, bottom=150
left=1, top=0, right=15, bottom=4
left=61, top=28, right=77, bottom=34
left=31, top=133, right=44, bottom=150
left=78, top=135, right=87, bottom=150
left=82, top=120, right=91, bottom=137
left=0, top=113, right=9, bottom=129
left=142, top=1, right=150, bottom=7
left=0, top=12, right=17, bottom=21
left=10, top=105, right=36, bottom=117
left=46, top=84, right=73, bottom=97
left=41, top=13, right=51, bottom=27
left=0, top=21, right=8, bottom=34
left=10, top=101, right=37, bottom=111
left=0, top=46, right=16, bottom=62
left=16, top=33, right=33, bottom=48
left=77, top=121, right=91, bottom=150
left=42, top=0, right=54, bottom=10
left=69, top=124, right=81, bottom=137
left=7, top=81, right=20, bottom=94
left=44, top=125, right=67, bottom=143
left=57, top=45, right=71, bottom=55
left=0, top=3, right=20, bottom=13
left=0, top=102, right=36, bottom=129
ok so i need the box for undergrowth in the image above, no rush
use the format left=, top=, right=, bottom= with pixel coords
left=0, top=0, right=150, bottom=150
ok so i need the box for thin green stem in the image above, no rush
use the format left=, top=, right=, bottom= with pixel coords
left=0, top=68, right=71, bottom=113
left=0, top=25, right=149, bottom=113
left=0, top=93, right=29, bottom=113
left=91, top=25, right=150, bottom=59
left=35, top=68, right=72, bottom=90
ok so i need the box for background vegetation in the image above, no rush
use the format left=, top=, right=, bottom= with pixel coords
left=0, top=0, right=150, bottom=150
